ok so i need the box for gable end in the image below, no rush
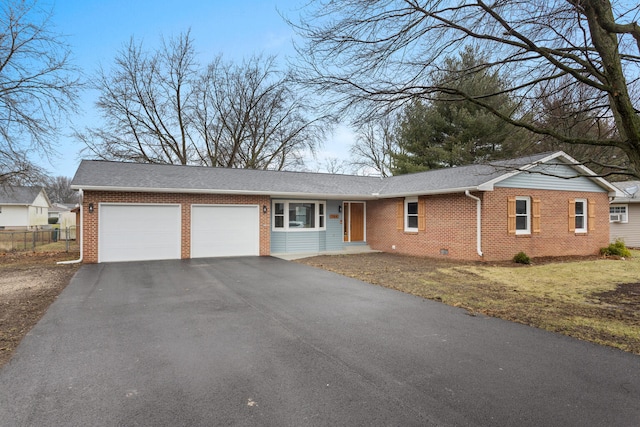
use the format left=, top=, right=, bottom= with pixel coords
left=496, top=163, right=607, bottom=193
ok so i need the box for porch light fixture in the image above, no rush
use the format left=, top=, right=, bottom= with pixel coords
left=88, top=203, right=94, bottom=214
left=263, top=205, right=267, bottom=214
left=338, top=205, right=342, bottom=213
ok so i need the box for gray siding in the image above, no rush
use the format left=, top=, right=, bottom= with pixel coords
left=271, top=230, right=325, bottom=253
left=610, top=203, right=640, bottom=247
left=269, top=199, right=354, bottom=254
left=497, top=164, right=606, bottom=192
left=325, top=200, right=344, bottom=251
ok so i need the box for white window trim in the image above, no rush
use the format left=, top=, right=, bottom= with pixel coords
left=575, top=198, right=587, bottom=233
left=271, top=200, right=327, bottom=232
left=273, top=201, right=285, bottom=229
left=319, top=203, right=325, bottom=229
left=404, top=197, right=419, bottom=232
left=515, top=196, right=531, bottom=235
left=609, top=204, right=629, bottom=223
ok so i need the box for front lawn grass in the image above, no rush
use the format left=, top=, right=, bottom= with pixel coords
left=298, top=251, right=640, bottom=354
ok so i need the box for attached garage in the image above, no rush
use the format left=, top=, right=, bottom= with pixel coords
left=191, top=205, right=260, bottom=258
left=99, top=204, right=181, bottom=263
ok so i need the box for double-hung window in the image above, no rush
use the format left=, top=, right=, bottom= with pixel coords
left=272, top=200, right=326, bottom=231
left=509, top=196, right=540, bottom=235
left=274, top=202, right=285, bottom=228
left=515, top=196, right=530, bottom=235
left=574, top=199, right=587, bottom=233
left=405, top=197, right=419, bottom=232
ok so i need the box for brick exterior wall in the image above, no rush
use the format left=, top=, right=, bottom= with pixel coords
left=82, top=187, right=610, bottom=263
left=367, top=193, right=480, bottom=260
left=482, top=188, right=610, bottom=261
left=82, top=191, right=271, bottom=263
left=367, top=188, right=610, bottom=261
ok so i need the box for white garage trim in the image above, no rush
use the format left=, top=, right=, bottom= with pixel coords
left=99, top=203, right=181, bottom=263
left=191, top=204, right=260, bottom=258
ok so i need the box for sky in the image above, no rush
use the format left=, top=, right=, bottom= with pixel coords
left=41, top=0, right=354, bottom=178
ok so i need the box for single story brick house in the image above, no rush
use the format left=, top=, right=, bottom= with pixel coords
left=70, top=151, right=618, bottom=263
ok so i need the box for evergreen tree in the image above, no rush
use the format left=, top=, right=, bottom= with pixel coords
left=391, top=47, right=529, bottom=174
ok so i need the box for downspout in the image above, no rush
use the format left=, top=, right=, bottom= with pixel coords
left=57, top=189, right=83, bottom=265
left=465, top=190, right=483, bottom=257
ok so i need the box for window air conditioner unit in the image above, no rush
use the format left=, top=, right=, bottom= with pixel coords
left=610, top=214, right=622, bottom=222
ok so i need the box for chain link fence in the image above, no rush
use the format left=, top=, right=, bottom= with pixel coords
left=0, top=226, right=79, bottom=253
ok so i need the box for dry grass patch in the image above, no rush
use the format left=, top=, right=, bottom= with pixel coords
left=0, top=252, right=80, bottom=367
left=297, top=251, right=640, bottom=354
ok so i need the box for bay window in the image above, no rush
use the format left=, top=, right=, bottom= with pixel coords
left=272, top=200, right=326, bottom=231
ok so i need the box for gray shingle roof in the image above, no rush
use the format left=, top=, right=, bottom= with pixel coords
left=0, top=186, right=45, bottom=205
left=611, top=181, right=640, bottom=203
left=377, top=152, right=552, bottom=196
left=71, top=152, right=604, bottom=198
left=72, top=161, right=383, bottom=198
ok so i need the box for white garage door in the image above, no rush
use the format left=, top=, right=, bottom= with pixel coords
left=191, top=205, right=259, bottom=258
left=99, top=204, right=181, bottom=263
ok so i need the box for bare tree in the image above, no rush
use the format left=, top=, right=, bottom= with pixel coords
left=0, top=0, right=80, bottom=185
left=291, top=0, right=640, bottom=178
left=194, top=55, right=326, bottom=170
left=350, top=116, right=398, bottom=177
left=44, top=175, right=77, bottom=204
left=80, top=32, right=327, bottom=171
left=80, top=32, right=199, bottom=165
left=319, top=156, right=350, bottom=174
left=532, top=75, right=627, bottom=176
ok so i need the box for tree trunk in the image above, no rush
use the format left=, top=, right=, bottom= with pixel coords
left=582, top=0, right=640, bottom=176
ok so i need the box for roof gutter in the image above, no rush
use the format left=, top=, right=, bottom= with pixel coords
left=371, top=186, right=480, bottom=199
left=464, top=190, right=483, bottom=257
left=57, top=189, right=83, bottom=265
left=70, top=183, right=485, bottom=200
left=71, top=185, right=380, bottom=200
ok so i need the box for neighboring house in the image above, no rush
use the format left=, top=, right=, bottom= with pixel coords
left=49, top=202, right=78, bottom=239
left=609, top=181, right=640, bottom=248
left=0, top=186, right=51, bottom=230
left=70, top=151, right=618, bottom=263
left=49, top=202, right=73, bottom=222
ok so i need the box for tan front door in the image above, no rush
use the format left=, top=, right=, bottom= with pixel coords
left=343, top=202, right=365, bottom=242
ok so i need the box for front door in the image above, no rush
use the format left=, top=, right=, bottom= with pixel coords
left=343, top=202, right=365, bottom=242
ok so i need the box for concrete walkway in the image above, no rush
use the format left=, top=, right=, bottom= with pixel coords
left=272, top=245, right=379, bottom=260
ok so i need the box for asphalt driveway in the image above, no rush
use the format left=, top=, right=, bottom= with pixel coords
left=1, top=257, right=639, bottom=426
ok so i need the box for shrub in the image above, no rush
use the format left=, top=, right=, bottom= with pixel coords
left=600, top=239, right=632, bottom=258
left=513, top=251, right=531, bottom=265
left=48, top=217, right=59, bottom=224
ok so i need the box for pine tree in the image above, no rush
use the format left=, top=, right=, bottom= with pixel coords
left=392, top=47, right=529, bottom=174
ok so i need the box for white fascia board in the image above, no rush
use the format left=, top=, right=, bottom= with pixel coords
left=378, top=186, right=481, bottom=198
left=611, top=196, right=640, bottom=203
left=269, top=193, right=378, bottom=200
left=553, top=151, right=620, bottom=195
left=72, top=184, right=484, bottom=199
left=71, top=185, right=378, bottom=200
left=612, top=189, right=627, bottom=199
left=39, top=189, right=53, bottom=208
